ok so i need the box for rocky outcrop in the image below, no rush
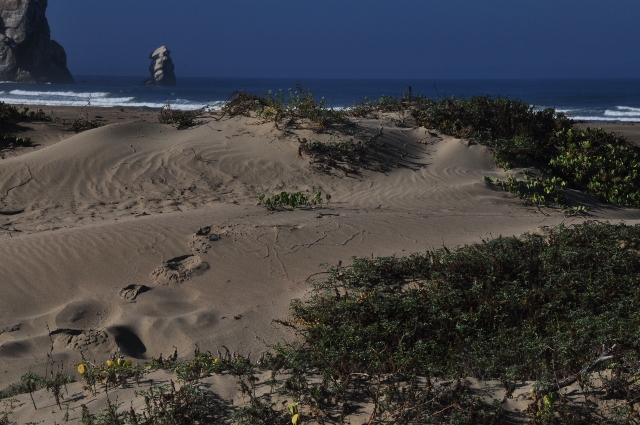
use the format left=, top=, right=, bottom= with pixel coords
left=0, top=0, right=74, bottom=84
left=142, top=45, right=176, bottom=86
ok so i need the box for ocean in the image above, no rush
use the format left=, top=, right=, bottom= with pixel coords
left=1, top=76, right=639, bottom=122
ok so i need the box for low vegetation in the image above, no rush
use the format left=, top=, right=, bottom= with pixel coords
left=221, top=84, right=346, bottom=132
left=410, top=95, right=640, bottom=208
left=56, top=114, right=103, bottom=133
left=158, top=103, right=207, bottom=129
left=0, top=103, right=50, bottom=152
left=258, top=190, right=329, bottom=211
left=222, top=87, right=640, bottom=209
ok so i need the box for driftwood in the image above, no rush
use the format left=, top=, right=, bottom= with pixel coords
left=539, top=343, right=617, bottom=397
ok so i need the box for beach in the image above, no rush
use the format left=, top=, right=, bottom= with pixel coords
left=1, top=104, right=640, bottom=423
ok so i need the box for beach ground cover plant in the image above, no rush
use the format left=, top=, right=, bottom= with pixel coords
left=411, top=95, right=640, bottom=208
left=77, top=355, right=144, bottom=395
left=267, top=221, right=640, bottom=423
left=482, top=172, right=589, bottom=215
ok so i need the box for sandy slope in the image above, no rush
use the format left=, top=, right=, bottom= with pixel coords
left=1, top=110, right=639, bottom=423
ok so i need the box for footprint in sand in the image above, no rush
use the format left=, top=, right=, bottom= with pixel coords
left=149, top=254, right=209, bottom=285
left=51, top=328, right=114, bottom=352
left=187, top=225, right=224, bottom=253
left=0, top=324, right=21, bottom=334
left=119, top=284, right=150, bottom=302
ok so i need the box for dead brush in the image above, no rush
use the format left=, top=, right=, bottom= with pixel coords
left=158, top=103, right=206, bottom=129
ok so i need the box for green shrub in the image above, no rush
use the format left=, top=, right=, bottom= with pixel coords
left=285, top=221, right=640, bottom=381
left=412, top=95, right=640, bottom=208
left=412, top=95, right=570, bottom=147
left=549, top=127, right=640, bottom=206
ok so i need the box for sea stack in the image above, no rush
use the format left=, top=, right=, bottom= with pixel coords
left=0, top=0, right=74, bottom=84
left=142, top=45, right=176, bottom=86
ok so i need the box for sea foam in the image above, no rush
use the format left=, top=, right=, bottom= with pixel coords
left=10, top=90, right=110, bottom=98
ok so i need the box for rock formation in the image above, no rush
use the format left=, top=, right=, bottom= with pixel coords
left=142, top=45, right=176, bottom=86
left=0, top=0, right=74, bottom=84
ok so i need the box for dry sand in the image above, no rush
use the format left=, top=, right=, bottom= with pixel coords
left=1, top=107, right=640, bottom=423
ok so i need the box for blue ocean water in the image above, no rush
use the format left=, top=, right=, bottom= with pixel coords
left=1, top=76, right=639, bottom=122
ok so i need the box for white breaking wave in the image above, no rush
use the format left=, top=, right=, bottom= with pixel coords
left=615, top=106, right=640, bottom=112
left=571, top=115, right=640, bottom=122
left=604, top=109, right=640, bottom=117
left=603, top=106, right=640, bottom=117
left=9, top=90, right=110, bottom=98
left=0, top=94, right=222, bottom=110
left=0, top=96, right=135, bottom=106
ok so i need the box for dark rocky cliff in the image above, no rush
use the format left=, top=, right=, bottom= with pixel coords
left=0, top=0, right=74, bottom=84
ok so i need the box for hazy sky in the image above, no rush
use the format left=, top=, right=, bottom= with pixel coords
left=46, top=0, right=640, bottom=79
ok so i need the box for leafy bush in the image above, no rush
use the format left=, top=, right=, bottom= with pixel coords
left=412, top=96, right=570, bottom=149
left=549, top=127, right=640, bottom=206
left=284, top=222, right=640, bottom=380
left=412, top=95, right=640, bottom=207
left=483, top=172, right=573, bottom=212
left=0, top=103, right=50, bottom=126
left=255, top=221, right=640, bottom=423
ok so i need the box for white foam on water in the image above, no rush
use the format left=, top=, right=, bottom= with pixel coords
left=604, top=110, right=640, bottom=117
left=0, top=96, right=136, bottom=107
left=9, top=90, right=110, bottom=98
left=571, top=115, right=640, bottom=122
left=0, top=95, right=220, bottom=110
left=615, top=106, right=640, bottom=112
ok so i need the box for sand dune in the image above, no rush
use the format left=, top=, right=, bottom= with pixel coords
left=1, top=109, right=639, bottom=423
